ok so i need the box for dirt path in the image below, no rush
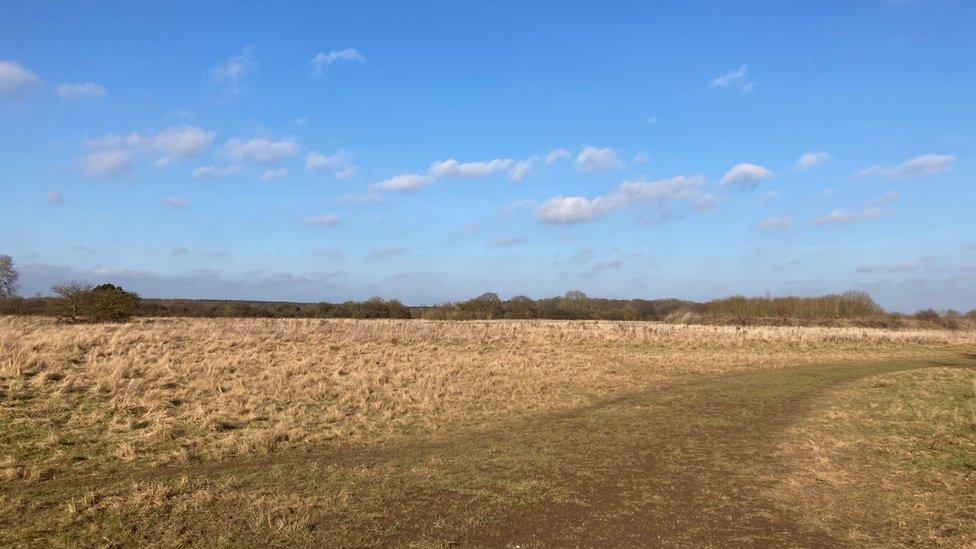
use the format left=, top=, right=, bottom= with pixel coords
left=458, top=357, right=976, bottom=547
left=6, top=356, right=974, bottom=546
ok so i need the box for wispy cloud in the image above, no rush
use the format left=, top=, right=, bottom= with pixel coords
left=544, top=148, right=572, bottom=165
left=870, top=190, right=902, bottom=206
left=538, top=175, right=707, bottom=224
left=813, top=206, right=885, bottom=226
left=306, top=149, right=357, bottom=179
left=303, top=214, right=340, bottom=227
left=160, top=198, right=188, bottom=209
left=261, top=168, right=288, bottom=181
left=720, top=163, right=773, bottom=188
left=45, top=192, right=64, bottom=205
left=794, top=151, right=831, bottom=171
left=311, top=48, right=365, bottom=76
left=82, top=126, right=215, bottom=178
left=710, top=64, right=754, bottom=93
left=814, top=191, right=901, bottom=226
left=858, top=154, right=955, bottom=179
left=82, top=149, right=134, bottom=179
left=152, top=126, right=216, bottom=166
left=0, top=60, right=39, bottom=96
left=57, top=82, right=106, bottom=99
left=223, top=136, right=300, bottom=164
left=430, top=158, right=514, bottom=179
left=192, top=165, right=241, bottom=179
left=574, top=146, right=623, bottom=173
left=508, top=158, right=535, bottom=182
left=372, top=155, right=535, bottom=192
left=372, top=173, right=434, bottom=192
left=758, top=216, right=794, bottom=230
left=213, top=49, right=255, bottom=95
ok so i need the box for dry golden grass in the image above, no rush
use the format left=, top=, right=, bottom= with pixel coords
left=769, top=367, right=976, bottom=546
left=2, top=315, right=975, bottom=545
left=2, top=315, right=974, bottom=484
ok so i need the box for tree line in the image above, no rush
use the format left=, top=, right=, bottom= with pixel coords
left=1, top=254, right=973, bottom=326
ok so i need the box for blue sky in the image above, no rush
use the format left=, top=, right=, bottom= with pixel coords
left=2, top=1, right=974, bottom=311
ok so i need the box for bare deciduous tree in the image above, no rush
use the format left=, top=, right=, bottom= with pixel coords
left=0, top=254, right=19, bottom=297
left=52, top=282, right=92, bottom=322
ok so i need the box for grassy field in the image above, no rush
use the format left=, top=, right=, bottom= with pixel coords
left=1, top=316, right=974, bottom=546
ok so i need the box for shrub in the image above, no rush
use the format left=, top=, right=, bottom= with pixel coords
left=85, top=284, right=139, bottom=322
left=913, top=309, right=941, bottom=322
left=51, top=282, right=139, bottom=323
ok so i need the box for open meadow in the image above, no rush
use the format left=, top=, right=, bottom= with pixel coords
left=1, top=315, right=975, bottom=546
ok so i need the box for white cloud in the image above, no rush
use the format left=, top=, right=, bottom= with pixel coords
left=305, top=151, right=340, bottom=170
left=261, top=168, right=288, bottom=181
left=544, top=149, right=572, bottom=165
left=758, top=216, right=794, bottom=230
left=152, top=126, right=215, bottom=165
left=372, top=173, right=434, bottom=192
left=761, top=190, right=780, bottom=203
left=83, top=126, right=215, bottom=174
left=616, top=175, right=705, bottom=203
left=213, top=50, right=255, bottom=95
left=306, top=149, right=357, bottom=178
left=57, top=82, right=106, bottom=99
left=224, top=137, right=300, bottom=164
left=84, top=132, right=145, bottom=150
left=311, top=48, right=365, bottom=75
left=574, top=146, right=623, bottom=173
left=192, top=165, right=241, bottom=179
left=45, top=192, right=64, bottom=205
left=538, top=175, right=707, bottom=224
left=373, top=155, right=537, bottom=192
left=430, top=158, right=514, bottom=179
left=335, top=165, right=358, bottom=179
left=538, top=197, right=611, bottom=224
left=814, top=192, right=899, bottom=226
left=711, top=64, right=754, bottom=92
left=794, top=151, right=831, bottom=171
left=858, top=154, right=955, bottom=179
left=0, top=60, right=39, bottom=95
left=303, top=214, right=340, bottom=227
left=82, top=149, right=134, bottom=179
left=813, top=206, right=885, bottom=226
left=160, top=198, right=188, bottom=209
left=507, top=158, right=535, bottom=182
left=871, top=190, right=902, bottom=206
left=720, top=163, right=773, bottom=187
left=695, top=193, right=719, bottom=212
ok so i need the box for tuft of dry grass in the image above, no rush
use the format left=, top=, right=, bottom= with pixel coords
left=2, top=315, right=974, bottom=484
